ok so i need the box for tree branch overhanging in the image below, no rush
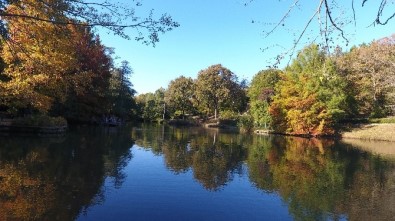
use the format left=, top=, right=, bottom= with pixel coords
left=0, top=0, right=179, bottom=46
left=246, top=0, right=395, bottom=66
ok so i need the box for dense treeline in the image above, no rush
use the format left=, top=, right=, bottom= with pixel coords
left=1, top=1, right=394, bottom=135
left=139, top=38, right=395, bottom=136
left=136, top=64, right=248, bottom=122
left=0, top=0, right=137, bottom=125
left=252, top=40, right=395, bottom=135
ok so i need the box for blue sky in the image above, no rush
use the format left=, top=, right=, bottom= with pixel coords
left=98, top=0, right=395, bottom=94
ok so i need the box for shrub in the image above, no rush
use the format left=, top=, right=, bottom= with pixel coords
left=219, top=110, right=239, bottom=120
left=238, top=114, right=254, bottom=133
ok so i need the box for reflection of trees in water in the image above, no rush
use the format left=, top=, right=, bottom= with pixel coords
left=336, top=144, right=395, bottom=221
left=189, top=135, right=247, bottom=191
left=132, top=125, right=249, bottom=191
left=248, top=136, right=395, bottom=221
left=0, top=126, right=134, bottom=221
left=132, top=124, right=395, bottom=220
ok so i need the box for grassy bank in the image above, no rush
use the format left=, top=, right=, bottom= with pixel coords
left=341, top=123, right=395, bottom=142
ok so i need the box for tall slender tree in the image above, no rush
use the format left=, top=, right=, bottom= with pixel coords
left=107, top=61, right=137, bottom=120
left=248, top=69, right=281, bottom=128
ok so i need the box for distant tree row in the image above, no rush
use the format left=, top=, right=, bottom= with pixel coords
left=140, top=37, right=395, bottom=136
left=136, top=64, right=248, bottom=122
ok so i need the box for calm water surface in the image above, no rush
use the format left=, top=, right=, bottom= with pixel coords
left=1, top=124, right=395, bottom=221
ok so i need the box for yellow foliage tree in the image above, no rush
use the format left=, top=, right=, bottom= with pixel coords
left=269, top=45, right=348, bottom=136
left=1, top=0, right=78, bottom=114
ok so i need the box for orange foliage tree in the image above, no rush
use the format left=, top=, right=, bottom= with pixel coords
left=269, top=45, right=348, bottom=136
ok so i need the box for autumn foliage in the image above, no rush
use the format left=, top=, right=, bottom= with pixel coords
left=268, top=45, right=348, bottom=136
left=0, top=0, right=136, bottom=122
left=255, top=41, right=395, bottom=136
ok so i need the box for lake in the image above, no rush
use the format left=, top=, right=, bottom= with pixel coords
left=1, top=124, right=394, bottom=221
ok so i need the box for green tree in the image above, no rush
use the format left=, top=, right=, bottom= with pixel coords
left=248, top=69, right=281, bottom=128
left=269, top=44, right=348, bottom=136
left=221, top=78, right=248, bottom=115
left=107, top=61, right=137, bottom=120
left=165, top=76, right=195, bottom=119
left=195, top=64, right=243, bottom=119
left=136, top=93, right=155, bottom=121
left=136, top=88, right=166, bottom=122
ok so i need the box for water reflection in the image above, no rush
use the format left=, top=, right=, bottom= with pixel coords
left=248, top=136, right=395, bottom=221
left=132, top=125, right=248, bottom=190
left=132, top=125, right=395, bottom=221
left=0, top=126, right=134, bottom=221
left=1, top=124, right=395, bottom=221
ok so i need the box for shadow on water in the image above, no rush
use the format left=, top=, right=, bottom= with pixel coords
left=132, top=124, right=395, bottom=221
left=0, top=125, right=134, bottom=221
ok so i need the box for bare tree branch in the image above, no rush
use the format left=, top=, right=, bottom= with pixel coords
left=263, top=0, right=300, bottom=39
left=323, top=0, right=348, bottom=44
left=247, top=0, right=395, bottom=66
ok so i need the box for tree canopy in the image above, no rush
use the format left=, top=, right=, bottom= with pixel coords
left=165, top=76, right=195, bottom=119
left=336, top=37, right=395, bottom=117
left=248, top=69, right=281, bottom=128
left=269, top=44, right=348, bottom=135
left=195, top=64, right=244, bottom=119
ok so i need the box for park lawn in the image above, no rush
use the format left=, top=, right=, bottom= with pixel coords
left=341, top=123, right=395, bottom=142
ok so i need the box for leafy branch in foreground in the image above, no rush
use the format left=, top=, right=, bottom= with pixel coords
left=0, top=0, right=179, bottom=46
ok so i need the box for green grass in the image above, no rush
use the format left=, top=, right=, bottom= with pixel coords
left=368, top=116, right=395, bottom=124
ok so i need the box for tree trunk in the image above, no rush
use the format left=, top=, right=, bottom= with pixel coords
left=163, top=103, right=166, bottom=120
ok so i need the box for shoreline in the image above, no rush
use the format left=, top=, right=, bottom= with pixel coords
left=2, top=117, right=395, bottom=142
left=254, top=123, right=395, bottom=142
left=0, top=117, right=68, bottom=135
left=0, top=124, right=67, bottom=135
left=169, top=119, right=395, bottom=142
